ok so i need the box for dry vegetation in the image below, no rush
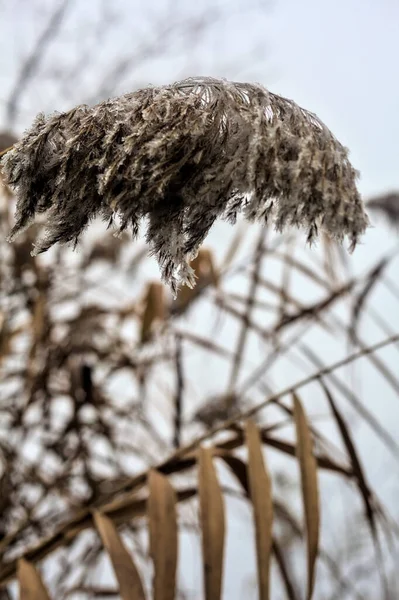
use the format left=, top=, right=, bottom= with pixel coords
left=1, top=164, right=399, bottom=598
left=1, top=1, right=399, bottom=599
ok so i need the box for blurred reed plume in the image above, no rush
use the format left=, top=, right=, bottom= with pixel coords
left=1, top=77, right=369, bottom=293
left=367, top=192, right=399, bottom=229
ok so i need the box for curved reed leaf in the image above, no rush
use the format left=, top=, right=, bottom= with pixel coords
left=245, top=419, right=273, bottom=600
left=147, top=470, right=178, bottom=600
left=0, top=314, right=12, bottom=366
left=367, top=192, right=399, bottom=228
left=198, top=446, right=225, bottom=600
left=350, top=255, right=393, bottom=344
left=272, top=539, right=300, bottom=600
left=293, top=394, right=320, bottom=600
left=17, top=559, right=50, bottom=600
left=0, top=338, right=397, bottom=590
left=216, top=450, right=250, bottom=494
left=93, top=510, right=146, bottom=600
left=105, top=487, right=196, bottom=527
left=141, top=282, right=166, bottom=343
left=320, top=382, right=378, bottom=540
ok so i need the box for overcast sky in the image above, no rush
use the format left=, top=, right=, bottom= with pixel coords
left=266, top=0, right=399, bottom=197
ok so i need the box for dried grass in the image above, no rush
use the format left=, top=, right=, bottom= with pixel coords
left=1, top=114, right=398, bottom=597
left=367, top=191, right=399, bottom=228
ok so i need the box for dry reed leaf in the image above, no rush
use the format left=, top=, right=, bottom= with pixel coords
left=293, top=394, right=320, bottom=600
left=103, top=487, right=195, bottom=527
left=367, top=192, right=399, bottom=228
left=27, top=292, right=48, bottom=377
left=201, top=249, right=219, bottom=285
left=214, top=430, right=352, bottom=477
left=63, top=487, right=196, bottom=544
left=0, top=312, right=11, bottom=364
left=93, top=510, right=146, bottom=600
left=215, top=450, right=250, bottom=494
left=147, top=470, right=178, bottom=600
left=272, top=539, right=299, bottom=600
left=18, top=558, right=51, bottom=600
left=198, top=446, right=225, bottom=600
left=172, top=329, right=232, bottom=358
left=31, top=293, right=47, bottom=343
left=192, top=249, right=219, bottom=286
left=320, top=382, right=378, bottom=539
left=350, top=255, right=392, bottom=344
left=141, top=281, right=165, bottom=343
left=273, top=502, right=363, bottom=600
left=245, top=419, right=273, bottom=600
left=260, top=432, right=352, bottom=477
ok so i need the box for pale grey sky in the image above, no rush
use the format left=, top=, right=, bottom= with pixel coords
left=2, top=0, right=398, bottom=197
left=267, top=0, right=399, bottom=196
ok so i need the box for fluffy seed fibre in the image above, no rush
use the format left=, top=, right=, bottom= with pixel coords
left=0, top=76, right=369, bottom=293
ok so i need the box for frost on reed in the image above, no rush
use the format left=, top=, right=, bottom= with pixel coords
left=1, top=77, right=369, bottom=292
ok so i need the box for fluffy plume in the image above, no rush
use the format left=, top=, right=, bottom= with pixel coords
left=0, top=77, right=369, bottom=292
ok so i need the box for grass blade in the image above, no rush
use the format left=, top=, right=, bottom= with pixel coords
left=272, top=539, right=299, bottom=600
left=350, top=255, right=392, bottom=343
left=147, top=470, right=178, bottom=600
left=216, top=450, right=250, bottom=495
left=141, top=282, right=165, bottom=343
left=198, top=446, right=225, bottom=600
left=293, top=394, right=320, bottom=600
left=320, top=381, right=378, bottom=538
left=245, top=419, right=273, bottom=600
left=18, top=559, right=51, bottom=600
left=93, top=511, right=146, bottom=600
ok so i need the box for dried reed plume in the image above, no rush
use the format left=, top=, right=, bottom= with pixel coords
left=1, top=77, right=369, bottom=292
left=367, top=191, right=399, bottom=228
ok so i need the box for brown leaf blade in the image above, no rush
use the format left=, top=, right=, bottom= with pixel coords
left=272, top=539, right=299, bottom=600
left=198, top=446, right=225, bottom=600
left=320, top=381, right=378, bottom=539
left=93, top=510, right=146, bottom=600
left=293, top=395, right=320, bottom=600
left=18, top=559, right=51, bottom=600
left=217, top=450, right=250, bottom=495
left=147, top=470, right=178, bottom=600
left=245, top=419, right=273, bottom=600
left=141, top=282, right=165, bottom=343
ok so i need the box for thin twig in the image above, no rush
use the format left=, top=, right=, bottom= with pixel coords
left=227, top=230, right=265, bottom=389
left=173, top=335, right=184, bottom=449
left=5, top=0, right=72, bottom=125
